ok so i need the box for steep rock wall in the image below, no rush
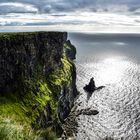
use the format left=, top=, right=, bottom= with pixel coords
left=0, top=32, right=77, bottom=139
left=0, top=32, right=66, bottom=93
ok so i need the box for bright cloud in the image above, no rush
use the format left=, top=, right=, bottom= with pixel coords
left=0, top=0, right=140, bottom=32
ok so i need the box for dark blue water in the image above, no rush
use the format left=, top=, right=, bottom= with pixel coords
left=68, top=33, right=140, bottom=140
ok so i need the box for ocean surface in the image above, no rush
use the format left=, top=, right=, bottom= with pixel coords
left=68, top=33, right=140, bottom=140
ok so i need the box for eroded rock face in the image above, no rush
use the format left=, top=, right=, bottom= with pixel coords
left=0, top=32, right=67, bottom=93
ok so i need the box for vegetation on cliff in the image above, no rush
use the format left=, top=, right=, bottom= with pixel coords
left=0, top=32, right=77, bottom=140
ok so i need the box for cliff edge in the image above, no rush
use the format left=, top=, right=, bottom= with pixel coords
left=0, top=32, right=77, bottom=139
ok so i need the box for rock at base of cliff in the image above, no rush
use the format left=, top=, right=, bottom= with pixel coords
left=83, top=77, right=96, bottom=93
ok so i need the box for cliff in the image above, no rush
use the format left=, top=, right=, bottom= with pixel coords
left=0, top=32, right=77, bottom=139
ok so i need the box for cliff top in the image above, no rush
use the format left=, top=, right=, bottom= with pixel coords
left=0, top=31, right=67, bottom=36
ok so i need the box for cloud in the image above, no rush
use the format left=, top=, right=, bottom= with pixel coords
left=0, top=0, right=139, bottom=16
left=0, top=0, right=140, bottom=14
left=0, top=2, right=38, bottom=14
left=0, top=0, right=140, bottom=32
left=0, top=12, right=140, bottom=27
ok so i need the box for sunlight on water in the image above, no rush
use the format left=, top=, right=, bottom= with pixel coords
left=68, top=33, right=140, bottom=140
left=97, top=57, right=128, bottom=84
left=113, top=42, right=126, bottom=46
left=83, top=57, right=131, bottom=86
left=75, top=57, right=140, bottom=140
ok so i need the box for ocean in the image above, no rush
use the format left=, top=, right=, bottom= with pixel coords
left=68, top=33, right=140, bottom=140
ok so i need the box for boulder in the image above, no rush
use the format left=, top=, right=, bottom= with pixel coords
left=82, top=109, right=99, bottom=115
left=76, top=108, right=99, bottom=116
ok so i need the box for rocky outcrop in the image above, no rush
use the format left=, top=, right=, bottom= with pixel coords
left=83, top=77, right=96, bottom=93
left=84, top=77, right=105, bottom=94
left=64, top=40, right=76, bottom=60
left=77, top=108, right=99, bottom=116
left=0, top=32, right=78, bottom=139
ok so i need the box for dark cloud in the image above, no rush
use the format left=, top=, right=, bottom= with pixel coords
left=135, top=19, right=140, bottom=23
left=0, top=0, right=139, bottom=14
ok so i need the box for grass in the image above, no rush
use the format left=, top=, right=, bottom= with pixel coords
left=0, top=118, right=36, bottom=140
left=0, top=118, right=59, bottom=140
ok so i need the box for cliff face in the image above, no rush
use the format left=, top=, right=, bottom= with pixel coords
left=58, top=40, right=77, bottom=122
left=0, top=32, right=77, bottom=139
left=0, top=32, right=67, bottom=93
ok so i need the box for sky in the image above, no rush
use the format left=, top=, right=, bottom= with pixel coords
left=0, top=0, right=140, bottom=32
